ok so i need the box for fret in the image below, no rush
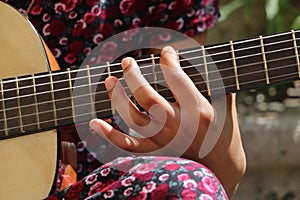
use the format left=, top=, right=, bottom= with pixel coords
left=49, top=72, right=58, bottom=127
left=106, top=62, right=111, bottom=77
left=230, top=41, right=240, bottom=90
left=0, top=80, right=8, bottom=136
left=86, top=65, right=96, bottom=119
left=2, top=78, right=22, bottom=135
left=150, top=54, right=158, bottom=91
left=32, top=74, right=40, bottom=130
left=292, top=30, right=300, bottom=78
left=15, top=77, right=24, bottom=133
left=263, top=31, right=297, bottom=85
left=67, top=68, right=76, bottom=124
left=260, top=36, right=270, bottom=85
left=201, top=46, right=211, bottom=96
left=18, top=75, right=39, bottom=132
left=35, top=72, right=55, bottom=129
left=105, top=61, right=116, bottom=116
left=51, top=70, right=73, bottom=126
left=176, top=50, right=180, bottom=61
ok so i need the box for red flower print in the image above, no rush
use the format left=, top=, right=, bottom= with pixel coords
left=48, top=19, right=66, bottom=37
left=200, top=193, right=214, bottom=200
left=198, top=176, right=218, bottom=194
left=42, top=13, right=51, bottom=22
left=88, top=182, right=104, bottom=196
left=30, top=5, right=43, bottom=15
left=164, top=18, right=184, bottom=30
left=69, top=11, right=78, bottom=19
left=65, top=181, right=84, bottom=200
left=83, top=25, right=96, bottom=39
left=124, top=187, right=133, bottom=196
left=100, top=167, right=111, bottom=176
left=64, top=52, right=77, bottom=64
left=72, top=20, right=86, bottom=37
left=177, top=173, right=190, bottom=181
left=142, top=181, right=156, bottom=193
left=151, top=183, right=169, bottom=199
left=121, top=176, right=136, bottom=186
left=54, top=3, right=66, bottom=14
left=86, top=0, right=98, bottom=7
left=158, top=173, right=169, bottom=182
left=93, top=34, right=103, bottom=44
left=119, top=0, right=135, bottom=16
left=85, top=173, right=98, bottom=185
left=181, top=188, right=197, bottom=199
left=69, top=41, right=84, bottom=54
left=165, top=163, right=180, bottom=171
left=103, top=190, right=114, bottom=198
left=119, top=0, right=145, bottom=16
left=98, top=23, right=114, bottom=38
left=103, top=6, right=119, bottom=19
left=184, top=164, right=197, bottom=171
left=84, top=12, right=96, bottom=24
left=134, top=171, right=155, bottom=182
left=61, top=0, right=77, bottom=12
left=52, top=48, right=62, bottom=58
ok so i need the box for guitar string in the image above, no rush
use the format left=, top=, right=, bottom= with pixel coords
left=1, top=36, right=299, bottom=95
left=0, top=30, right=299, bottom=87
left=0, top=50, right=298, bottom=106
left=0, top=45, right=298, bottom=112
left=0, top=69, right=298, bottom=133
left=0, top=31, right=300, bottom=130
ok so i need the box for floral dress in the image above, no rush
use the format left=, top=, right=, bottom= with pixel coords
left=2, top=0, right=227, bottom=199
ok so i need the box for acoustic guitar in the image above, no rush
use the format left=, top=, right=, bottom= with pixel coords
left=0, top=1, right=299, bottom=199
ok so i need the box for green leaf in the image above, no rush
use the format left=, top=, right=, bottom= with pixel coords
left=291, top=14, right=300, bottom=29
left=219, top=0, right=245, bottom=23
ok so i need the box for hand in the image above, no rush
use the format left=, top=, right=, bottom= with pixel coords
left=89, top=46, right=246, bottom=197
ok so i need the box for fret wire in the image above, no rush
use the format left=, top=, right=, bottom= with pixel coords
left=260, top=35, right=270, bottom=85
left=106, top=61, right=111, bottom=77
left=0, top=80, right=8, bottom=136
left=292, top=30, right=300, bottom=78
left=0, top=33, right=298, bottom=119
left=0, top=53, right=298, bottom=113
left=49, top=71, right=58, bottom=127
left=0, top=70, right=298, bottom=133
left=2, top=57, right=297, bottom=119
left=0, top=37, right=299, bottom=93
left=67, top=68, right=76, bottom=124
left=0, top=32, right=298, bottom=89
left=201, top=46, right=211, bottom=96
left=32, top=74, right=40, bottom=130
left=15, top=77, right=25, bottom=133
left=106, top=61, right=116, bottom=116
left=230, top=40, right=240, bottom=90
left=86, top=65, right=96, bottom=119
left=150, top=54, right=158, bottom=91
left=0, top=51, right=298, bottom=110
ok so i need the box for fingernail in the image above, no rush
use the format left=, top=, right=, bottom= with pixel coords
left=162, top=46, right=176, bottom=57
left=121, top=57, right=131, bottom=69
left=105, top=77, right=115, bottom=91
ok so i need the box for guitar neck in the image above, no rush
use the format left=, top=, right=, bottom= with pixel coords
left=0, top=30, right=299, bottom=139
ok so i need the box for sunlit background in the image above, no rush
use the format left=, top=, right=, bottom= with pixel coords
left=207, top=0, right=300, bottom=199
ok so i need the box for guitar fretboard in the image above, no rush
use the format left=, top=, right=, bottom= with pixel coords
left=0, top=30, right=299, bottom=139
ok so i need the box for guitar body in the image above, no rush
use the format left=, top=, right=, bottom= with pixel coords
left=0, top=2, right=58, bottom=199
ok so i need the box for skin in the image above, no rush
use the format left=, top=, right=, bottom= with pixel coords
left=89, top=33, right=246, bottom=198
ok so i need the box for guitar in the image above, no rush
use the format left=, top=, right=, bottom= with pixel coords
left=0, top=1, right=299, bottom=199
